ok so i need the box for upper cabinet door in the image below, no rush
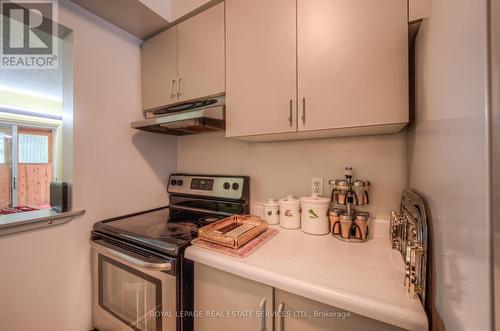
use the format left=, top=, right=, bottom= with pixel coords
left=177, top=2, right=225, bottom=102
left=225, top=0, right=297, bottom=137
left=297, top=0, right=408, bottom=132
left=142, top=26, right=178, bottom=111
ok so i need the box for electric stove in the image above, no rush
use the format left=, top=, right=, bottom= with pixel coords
left=90, top=174, right=249, bottom=331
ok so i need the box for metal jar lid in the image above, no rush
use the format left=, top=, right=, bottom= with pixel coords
left=340, top=213, right=353, bottom=221
left=353, top=180, right=364, bottom=187
left=357, top=211, right=370, bottom=218
left=336, top=181, right=350, bottom=190
left=329, top=209, right=340, bottom=217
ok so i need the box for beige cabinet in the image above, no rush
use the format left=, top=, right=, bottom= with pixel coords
left=142, top=3, right=224, bottom=111
left=274, top=289, right=404, bottom=331
left=177, top=2, right=225, bottom=102
left=225, top=0, right=297, bottom=137
left=142, top=26, right=178, bottom=111
left=193, top=264, right=406, bottom=331
left=297, top=0, right=408, bottom=133
left=226, top=0, right=408, bottom=140
left=194, top=263, right=274, bottom=331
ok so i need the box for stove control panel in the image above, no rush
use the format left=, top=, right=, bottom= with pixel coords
left=190, top=178, right=214, bottom=191
left=168, top=174, right=248, bottom=200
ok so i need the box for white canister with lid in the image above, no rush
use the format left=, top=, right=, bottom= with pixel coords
left=279, top=195, right=301, bottom=229
left=262, top=199, right=280, bottom=225
left=300, top=194, right=331, bottom=235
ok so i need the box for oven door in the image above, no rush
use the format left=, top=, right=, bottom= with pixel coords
left=91, top=239, right=176, bottom=331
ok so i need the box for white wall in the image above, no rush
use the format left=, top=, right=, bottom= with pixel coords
left=177, top=131, right=408, bottom=219
left=408, top=0, right=491, bottom=330
left=0, top=1, right=177, bottom=330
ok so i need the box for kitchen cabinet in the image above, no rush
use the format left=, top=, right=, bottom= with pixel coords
left=177, top=2, right=225, bottom=102
left=142, top=3, right=224, bottom=111
left=194, top=264, right=405, bottom=331
left=225, top=0, right=297, bottom=137
left=194, top=263, right=274, bottom=331
left=226, top=0, right=408, bottom=140
left=274, top=289, right=404, bottom=331
left=297, top=0, right=408, bottom=133
left=142, top=26, right=178, bottom=111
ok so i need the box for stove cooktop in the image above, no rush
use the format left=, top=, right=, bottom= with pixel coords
left=146, top=221, right=200, bottom=238
left=103, top=207, right=200, bottom=239
left=92, top=174, right=250, bottom=258
left=92, top=206, right=203, bottom=257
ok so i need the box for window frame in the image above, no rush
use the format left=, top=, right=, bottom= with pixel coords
left=0, top=118, right=61, bottom=208
left=0, top=24, right=81, bottom=236
left=0, top=132, right=5, bottom=164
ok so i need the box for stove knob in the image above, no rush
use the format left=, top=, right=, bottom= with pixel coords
left=223, top=182, right=231, bottom=190
left=170, top=179, right=177, bottom=185
left=177, top=179, right=183, bottom=186
left=232, top=183, right=240, bottom=190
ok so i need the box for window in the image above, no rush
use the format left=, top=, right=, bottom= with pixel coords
left=0, top=16, right=79, bottom=236
left=0, top=124, right=57, bottom=209
left=0, top=132, right=4, bottom=164
left=19, top=133, right=49, bottom=164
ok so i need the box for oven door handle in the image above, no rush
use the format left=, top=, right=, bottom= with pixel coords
left=91, top=239, right=172, bottom=271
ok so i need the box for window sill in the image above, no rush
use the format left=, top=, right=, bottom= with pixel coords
left=0, top=209, right=86, bottom=237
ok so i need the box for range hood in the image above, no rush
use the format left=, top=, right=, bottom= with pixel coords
left=131, top=95, right=225, bottom=135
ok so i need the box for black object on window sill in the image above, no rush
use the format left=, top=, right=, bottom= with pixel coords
left=50, top=181, right=71, bottom=212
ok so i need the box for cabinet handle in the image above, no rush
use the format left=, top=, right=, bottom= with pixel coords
left=289, top=99, right=293, bottom=126
left=259, top=298, right=267, bottom=331
left=277, top=302, right=285, bottom=331
left=301, top=97, right=306, bottom=125
left=177, top=78, right=183, bottom=97
left=171, top=79, right=177, bottom=98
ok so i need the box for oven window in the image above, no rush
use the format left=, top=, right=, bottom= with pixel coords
left=99, top=255, right=162, bottom=331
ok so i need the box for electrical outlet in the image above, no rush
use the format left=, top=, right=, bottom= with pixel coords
left=311, top=178, right=324, bottom=196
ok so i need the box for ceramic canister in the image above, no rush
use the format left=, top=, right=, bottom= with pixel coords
left=262, top=199, right=280, bottom=225
left=300, top=194, right=331, bottom=235
left=278, top=195, right=301, bottom=229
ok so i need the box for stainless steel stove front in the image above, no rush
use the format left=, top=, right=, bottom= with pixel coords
left=90, top=174, right=250, bottom=331
left=91, top=238, right=177, bottom=331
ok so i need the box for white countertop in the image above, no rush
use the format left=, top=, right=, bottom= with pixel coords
left=185, top=222, right=428, bottom=331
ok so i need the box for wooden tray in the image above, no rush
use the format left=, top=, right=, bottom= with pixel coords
left=192, top=228, right=279, bottom=258
left=197, top=215, right=268, bottom=249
